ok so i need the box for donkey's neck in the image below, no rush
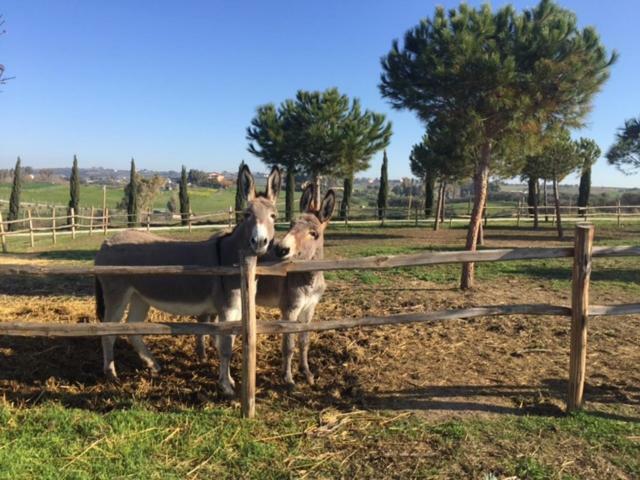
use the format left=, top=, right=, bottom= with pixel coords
left=217, top=221, right=253, bottom=265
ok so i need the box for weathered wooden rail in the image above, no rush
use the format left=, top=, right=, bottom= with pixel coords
left=0, top=224, right=639, bottom=418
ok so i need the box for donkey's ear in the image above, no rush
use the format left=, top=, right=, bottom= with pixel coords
left=318, top=190, right=336, bottom=223
left=299, top=183, right=315, bottom=213
left=265, top=166, right=281, bottom=203
left=239, top=164, right=256, bottom=202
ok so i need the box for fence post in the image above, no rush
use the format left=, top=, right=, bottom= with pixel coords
left=483, top=205, right=488, bottom=228
left=103, top=208, right=109, bottom=236
left=0, top=211, right=7, bottom=253
left=567, top=224, right=594, bottom=412
left=51, top=207, right=57, bottom=245
left=240, top=252, right=258, bottom=418
left=89, top=207, right=95, bottom=235
left=146, top=209, right=151, bottom=232
left=70, top=208, right=76, bottom=239
left=344, top=205, right=349, bottom=228
left=617, top=199, right=621, bottom=228
left=516, top=200, right=521, bottom=227
left=228, top=206, right=233, bottom=229
left=414, top=203, right=419, bottom=227
left=188, top=208, right=193, bottom=233
left=27, top=209, right=35, bottom=248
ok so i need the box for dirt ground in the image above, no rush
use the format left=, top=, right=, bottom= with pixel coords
left=0, top=225, right=639, bottom=422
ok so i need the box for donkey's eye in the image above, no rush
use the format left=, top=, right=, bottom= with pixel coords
left=270, top=213, right=276, bottom=220
left=310, top=231, right=319, bottom=239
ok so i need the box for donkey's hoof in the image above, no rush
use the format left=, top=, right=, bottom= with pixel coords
left=220, top=385, right=236, bottom=398
left=305, top=373, right=315, bottom=386
left=196, top=351, right=208, bottom=362
left=148, top=363, right=161, bottom=374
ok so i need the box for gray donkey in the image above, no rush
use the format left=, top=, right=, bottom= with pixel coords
left=196, top=184, right=335, bottom=385
left=94, top=165, right=281, bottom=396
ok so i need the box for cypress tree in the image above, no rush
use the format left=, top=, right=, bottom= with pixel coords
left=339, top=175, right=353, bottom=220
left=576, top=138, right=601, bottom=214
left=235, top=161, right=246, bottom=223
left=127, top=158, right=138, bottom=228
left=577, top=167, right=591, bottom=215
left=179, top=165, right=190, bottom=226
left=68, top=155, right=80, bottom=225
left=7, top=157, right=21, bottom=232
left=377, top=151, right=388, bottom=220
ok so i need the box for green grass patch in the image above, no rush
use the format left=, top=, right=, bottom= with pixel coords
left=1, top=403, right=638, bottom=479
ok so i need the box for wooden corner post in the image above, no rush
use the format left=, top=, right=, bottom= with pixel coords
left=240, top=252, right=258, bottom=418
left=0, top=210, right=7, bottom=253
left=27, top=209, right=35, bottom=248
left=567, top=223, right=594, bottom=412
left=70, top=208, right=76, bottom=239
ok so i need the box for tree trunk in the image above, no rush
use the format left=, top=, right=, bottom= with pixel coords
left=439, top=182, right=447, bottom=224
left=533, top=179, right=539, bottom=229
left=433, top=182, right=444, bottom=231
left=285, top=167, right=295, bottom=223
left=339, top=174, right=353, bottom=221
left=312, top=173, right=322, bottom=208
left=543, top=180, right=548, bottom=222
left=477, top=195, right=487, bottom=246
left=460, top=143, right=491, bottom=290
left=424, top=173, right=435, bottom=217
left=554, top=177, right=563, bottom=239
left=527, top=177, right=537, bottom=215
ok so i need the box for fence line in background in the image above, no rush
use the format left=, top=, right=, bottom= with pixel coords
left=3, top=201, right=640, bottom=249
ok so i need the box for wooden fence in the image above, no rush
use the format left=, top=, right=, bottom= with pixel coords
left=1, top=224, right=639, bottom=418
left=4, top=201, right=640, bottom=252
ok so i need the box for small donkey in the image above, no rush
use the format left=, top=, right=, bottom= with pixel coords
left=197, top=184, right=335, bottom=385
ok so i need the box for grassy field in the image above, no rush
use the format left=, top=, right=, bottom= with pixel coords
left=1, top=223, right=639, bottom=478
left=0, top=182, right=239, bottom=214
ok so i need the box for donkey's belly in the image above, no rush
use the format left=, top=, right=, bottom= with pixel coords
left=139, top=295, right=217, bottom=316
left=130, top=276, right=218, bottom=316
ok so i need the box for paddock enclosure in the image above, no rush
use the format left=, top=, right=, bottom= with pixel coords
left=1, top=222, right=639, bottom=419
left=1, top=222, right=640, bottom=476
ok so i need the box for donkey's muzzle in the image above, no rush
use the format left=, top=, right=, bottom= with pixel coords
left=275, top=245, right=290, bottom=259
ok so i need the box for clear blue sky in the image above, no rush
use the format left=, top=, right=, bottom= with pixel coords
left=1, top=0, right=638, bottom=186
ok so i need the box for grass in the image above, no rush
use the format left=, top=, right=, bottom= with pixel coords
left=0, top=182, right=302, bottom=217
left=0, top=401, right=638, bottom=479
left=0, top=182, right=238, bottom=214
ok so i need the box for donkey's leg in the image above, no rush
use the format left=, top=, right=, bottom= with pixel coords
left=195, top=314, right=213, bottom=362
left=298, top=303, right=318, bottom=385
left=100, top=288, right=130, bottom=381
left=281, top=306, right=303, bottom=386
left=216, top=309, right=239, bottom=397
left=126, top=294, right=160, bottom=373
